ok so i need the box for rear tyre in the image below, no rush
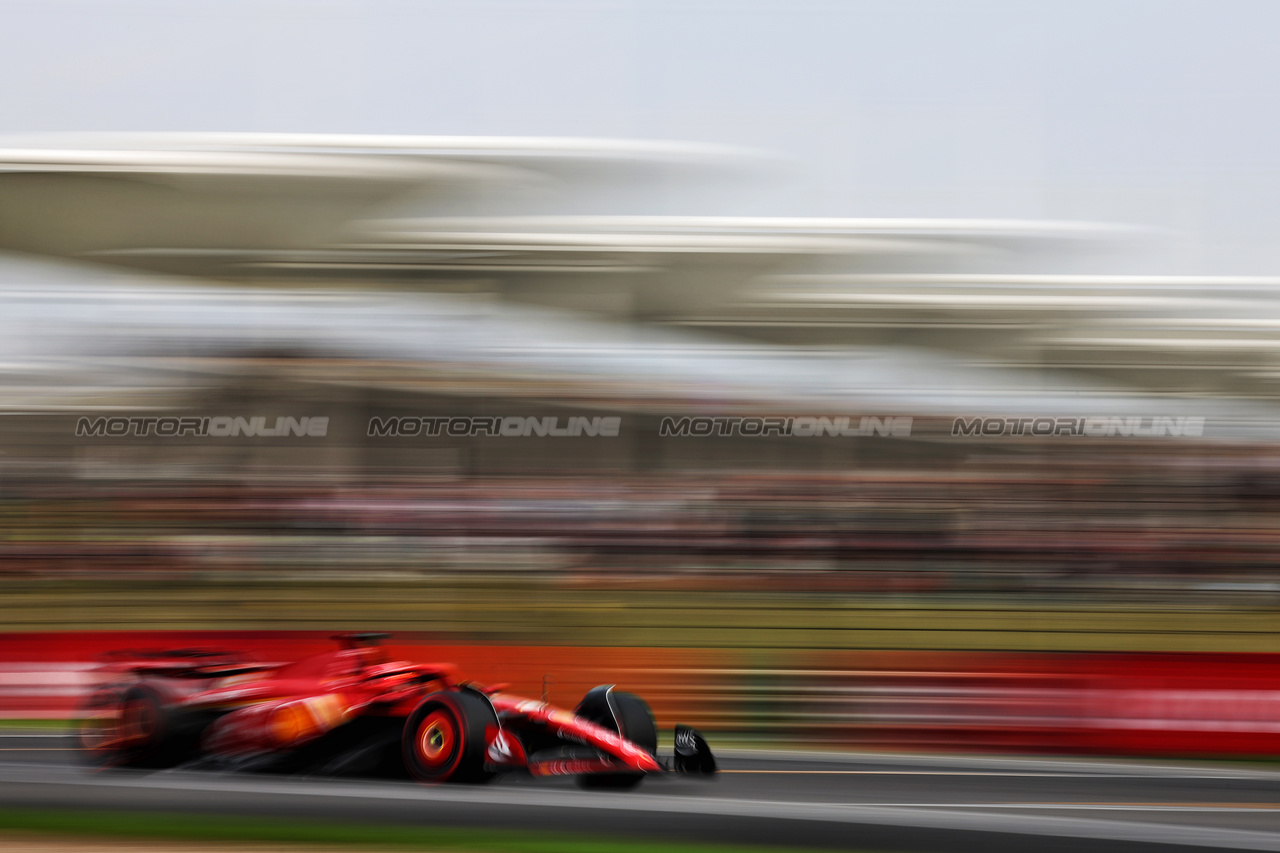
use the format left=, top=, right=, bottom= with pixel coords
left=113, top=683, right=180, bottom=768
left=76, top=687, right=126, bottom=768
left=80, top=681, right=212, bottom=769
left=575, top=689, right=657, bottom=790
left=402, top=691, right=497, bottom=784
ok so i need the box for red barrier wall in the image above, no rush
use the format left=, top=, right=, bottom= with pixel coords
left=6, top=633, right=1280, bottom=756
left=0, top=632, right=727, bottom=729
left=797, top=649, right=1280, bottom=756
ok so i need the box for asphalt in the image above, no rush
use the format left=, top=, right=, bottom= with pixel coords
left=2, top=734, right=1280, bottom=852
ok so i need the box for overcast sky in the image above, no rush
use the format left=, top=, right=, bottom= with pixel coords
left=2, top=0, right=1279, bottom=274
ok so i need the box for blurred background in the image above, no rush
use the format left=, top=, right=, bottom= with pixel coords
left=4, top=0, right=1280, bottom=755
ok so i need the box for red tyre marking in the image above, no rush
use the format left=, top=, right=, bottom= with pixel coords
left=415, top=708, right=458, bottom=771
left=120, top=696, right=155, bottom=745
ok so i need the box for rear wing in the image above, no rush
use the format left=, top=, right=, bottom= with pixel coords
left=96, top=648, right=275, bottom=679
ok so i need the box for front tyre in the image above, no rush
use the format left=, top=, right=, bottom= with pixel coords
left=402, top=691, right=497, bottom=784
left=576, top=689, right=657, bottom=790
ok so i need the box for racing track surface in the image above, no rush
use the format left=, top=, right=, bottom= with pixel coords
left=2, top=734, right=1280, bottom=852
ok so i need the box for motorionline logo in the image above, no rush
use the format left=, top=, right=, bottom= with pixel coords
left=659, top=416, right=913, bottom=438
left=951, top=416, right=1205, bottom=438
left=76, top=416, right=329, bottom=438
left=367, top=416, right=621, bottom=438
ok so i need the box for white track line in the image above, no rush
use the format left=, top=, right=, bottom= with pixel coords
left=717, top=747, right=1280, bottom=780
left=3, top=766, right=1280, bottom=851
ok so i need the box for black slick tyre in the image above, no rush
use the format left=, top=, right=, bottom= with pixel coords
left=402, top=690, right=497, bottom=784
left=114, top=683, right=179, bottom=768
left=575, top=688, right=657, bottom=790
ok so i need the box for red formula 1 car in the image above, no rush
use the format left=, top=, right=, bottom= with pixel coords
left=77, top=634, right=717, bottom=788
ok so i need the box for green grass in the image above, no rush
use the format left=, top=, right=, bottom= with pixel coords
left=0, top=808, right=842, bottom=853
left=5, top=575, right=1280, bottom=651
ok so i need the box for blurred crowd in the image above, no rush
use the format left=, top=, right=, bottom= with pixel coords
left=3, top=445, right=1279, bottom=599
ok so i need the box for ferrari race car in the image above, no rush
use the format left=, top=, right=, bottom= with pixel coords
left=77, top=633, right=716, bottom=788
